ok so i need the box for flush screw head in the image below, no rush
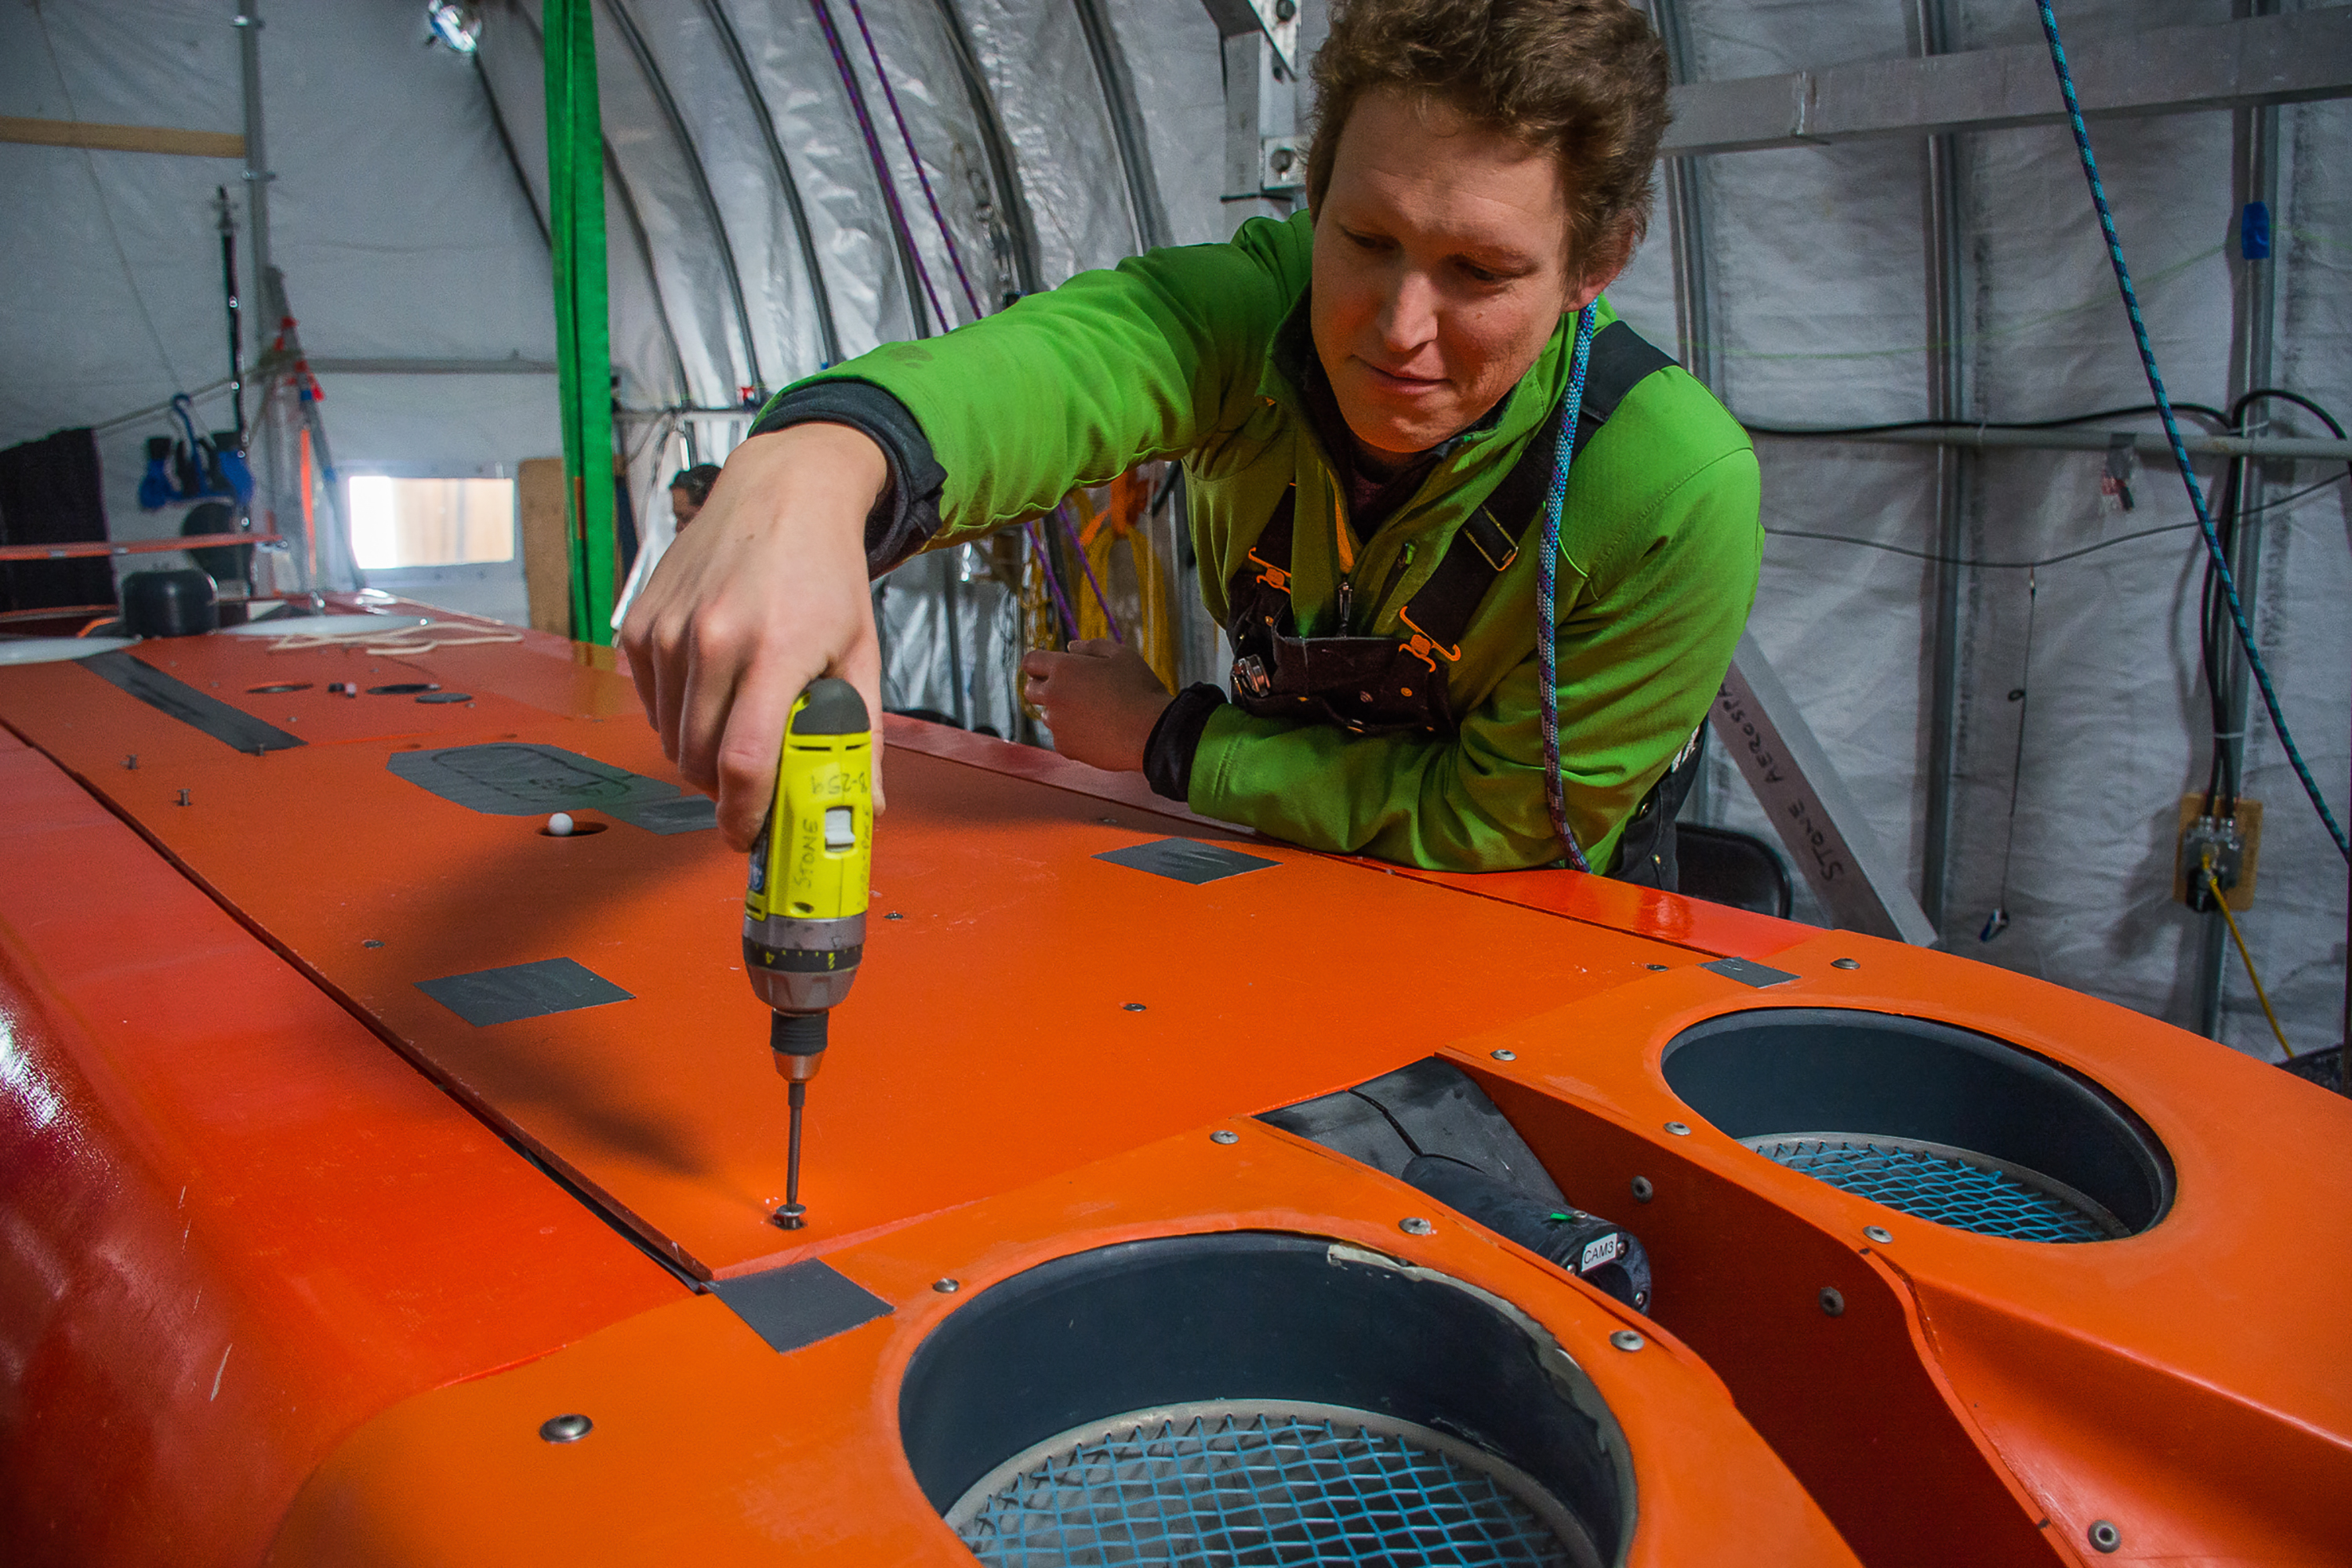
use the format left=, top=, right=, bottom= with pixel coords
left=1864, top=1225, right=1893, bottom=1245
left=1123, top=1002, right=1146, bottom=1012
left=933, top=1278, right=960, bottom=1294
left=1819, top=1287, right=1846, bottom=1317
left=884, top=911, right=904, bottom=920
left=1399, top=1217, right=1435, bottom=1236
left=362, top=938, right=383, bottom=949
left=1210, top=1129, right=1239, bottom=1145
left=1645, top=963, right=1669, bottom=971
left=1664, top=1121, right=1691, bottom=1137
left=539, top=1414, right=593, bottom=1443
left=1630, top=1176, right=1655, bottom=1203
left=2088, top=1521, right=2121, bottom=1554
left=1609, top=1330, right=1645, bottom=1352
left=1831, top=957, right=1860, bottom=971
left=1490, top=1049, right=1516, bottom=1062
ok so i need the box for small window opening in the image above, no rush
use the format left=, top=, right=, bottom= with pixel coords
left=350, top=476, right=515, bottom=569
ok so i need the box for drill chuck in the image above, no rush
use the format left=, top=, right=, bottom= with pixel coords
left=771, top=1009, right=829, bottom=1082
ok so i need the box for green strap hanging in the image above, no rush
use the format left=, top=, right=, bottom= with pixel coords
left=546, top=0, right=617, bottom=645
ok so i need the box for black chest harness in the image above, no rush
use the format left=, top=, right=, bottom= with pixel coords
left=1225, top=320, right=1677, bottom=739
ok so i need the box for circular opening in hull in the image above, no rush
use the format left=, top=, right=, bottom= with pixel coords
left=1661, top=1009, right=2172, bottom=1241
left=900, top=1232, right=1630, bottom=1566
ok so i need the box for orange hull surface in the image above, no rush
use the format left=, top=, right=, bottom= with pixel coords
left=0, top=602, right=2345, bottom=1567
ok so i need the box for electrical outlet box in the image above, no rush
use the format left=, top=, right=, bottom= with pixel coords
left=2173, top=796, right=2263, bottom=911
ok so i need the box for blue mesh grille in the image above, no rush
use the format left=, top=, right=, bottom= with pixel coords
left=955, top=1410, right=1577, bottom=1567
left=1748, top=1136, right=2122, bottom=1243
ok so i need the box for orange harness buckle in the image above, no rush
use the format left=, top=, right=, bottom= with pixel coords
left=1397, top=608, right=1462, bottom=673
left=1248, top=549, right=1290, bottom=593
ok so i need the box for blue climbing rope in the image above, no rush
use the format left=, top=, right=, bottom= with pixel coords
left=1537, top=303, right=1600, bottom=873
left=2035, top=0, right=2349, bottom=861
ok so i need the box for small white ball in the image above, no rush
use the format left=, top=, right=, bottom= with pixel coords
left=546, top=812, right=575, bottom=837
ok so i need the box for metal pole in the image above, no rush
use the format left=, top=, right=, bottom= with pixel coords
left=2198, top=0, right=2283, bottom=1042
left=1753, top=424, right=2352, bottom=462
left=1918, top=0, right=1969, bottom=937
left=1649, top=0, right=1716, bottom=824
left=234, top=2, right=270, bottom=290
left=1649, top=1, right=1719, bottom=396
left=215, top=187, right=245, bottom=443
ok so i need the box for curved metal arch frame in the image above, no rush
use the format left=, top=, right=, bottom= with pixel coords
left=1069, top=0, right=1173, bottom=252
left=809, top=0, right=938, bottom=339
left=1648, top=0, right=1719, bottom=394
left=928, top=0, right=1044, bottom=297
left=597, top=0, right=767, bottom=393
left=700, top=0, right=844, bottom=367
left=472, top=53, right=553, bottom=252
left=504, top=2, right=695, bottom=408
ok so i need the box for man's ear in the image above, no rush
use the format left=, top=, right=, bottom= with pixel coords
left=1565, top=221, right=1640, bottom=312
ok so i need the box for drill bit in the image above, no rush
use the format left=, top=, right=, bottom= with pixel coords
left=775, top=1079, right=808, bottom=1230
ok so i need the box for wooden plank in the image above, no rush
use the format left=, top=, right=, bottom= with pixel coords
left=0, top=115, right=245, bottom=159
left=517, top=457, right=573, bottom=639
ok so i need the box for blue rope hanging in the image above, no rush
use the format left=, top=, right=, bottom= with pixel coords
left=2035, top=0, right=2347, bottom=861
left=1537, top=303, right=1600, bottom=873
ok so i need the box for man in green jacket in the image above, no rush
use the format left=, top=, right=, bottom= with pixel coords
left=621, top=0, right=1759, bottom=880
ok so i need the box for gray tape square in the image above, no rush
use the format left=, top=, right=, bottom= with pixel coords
left=1095, top=837, right=1278, bottom=885
left=388, top=742, right=681, bottom=818
left=1700, top=956, right=1801, bottom=989
left=713, top=1259, right=895, bottom=1355
left=416, top=956, right=634, bottom=1026
left=612, top=795, right=719, bottom=835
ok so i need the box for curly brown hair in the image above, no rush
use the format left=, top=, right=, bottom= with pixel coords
left=1305, top=0, right=1671, bottom=280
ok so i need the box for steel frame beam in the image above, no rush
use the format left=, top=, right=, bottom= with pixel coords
left=1662, top=7, right=2352, bottom=156
left=1648, top=1, right=1720, bottom=397
left=1918, top=0, right=1968, bottom=937
left=2197, top=0, right=2287, bottom=1042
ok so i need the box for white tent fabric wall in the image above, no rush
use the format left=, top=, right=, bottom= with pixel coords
left=2, top=2, right=561, bottom=586
left=2, top=1, right=2342, bottom=1061
left=1628, top=0, right=2348, bottom=1058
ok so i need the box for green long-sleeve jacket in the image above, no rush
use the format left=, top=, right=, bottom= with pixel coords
left=793, top=210, right=1761, bottom=873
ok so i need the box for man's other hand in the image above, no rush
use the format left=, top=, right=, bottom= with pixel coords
left=1020, top=640, right=1174, bottom=774
left=619, top=423, right=888, bottom=851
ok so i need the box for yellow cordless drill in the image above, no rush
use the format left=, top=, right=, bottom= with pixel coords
left=743, top=677, right=873, bottom=1230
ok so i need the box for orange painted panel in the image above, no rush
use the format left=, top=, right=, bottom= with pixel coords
left=268, top=1124, right=1857, bottom=1567
left=1448, top=930, right=2352, bottom=1564
left=0, top=630, right=1702, bottom=1283
left=0, top=742, right=681, bottom=1568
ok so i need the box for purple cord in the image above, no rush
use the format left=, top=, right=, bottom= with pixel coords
left=1055, top=504, right=1123, bottom=645
left=808, top=0, right=948, bottom=333
left=841, top=0, right=983, bottom=321
left=1023, top=517, right=1079, bottom=641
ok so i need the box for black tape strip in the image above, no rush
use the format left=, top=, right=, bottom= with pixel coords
left=1095, top=837, right=1279, bottom=885
left=1701, top=956, right=1801, bottom=989
left=713, top=1258, right=895, bottom=1355
left=81, top=651, right=304, bottom=754
left=416, top=956, right=634, bottom=1026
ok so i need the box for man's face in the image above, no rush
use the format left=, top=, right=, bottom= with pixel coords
left=1312, top=88, right=1595, bottom=457
left=670, top=487, right=700, bottom=530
